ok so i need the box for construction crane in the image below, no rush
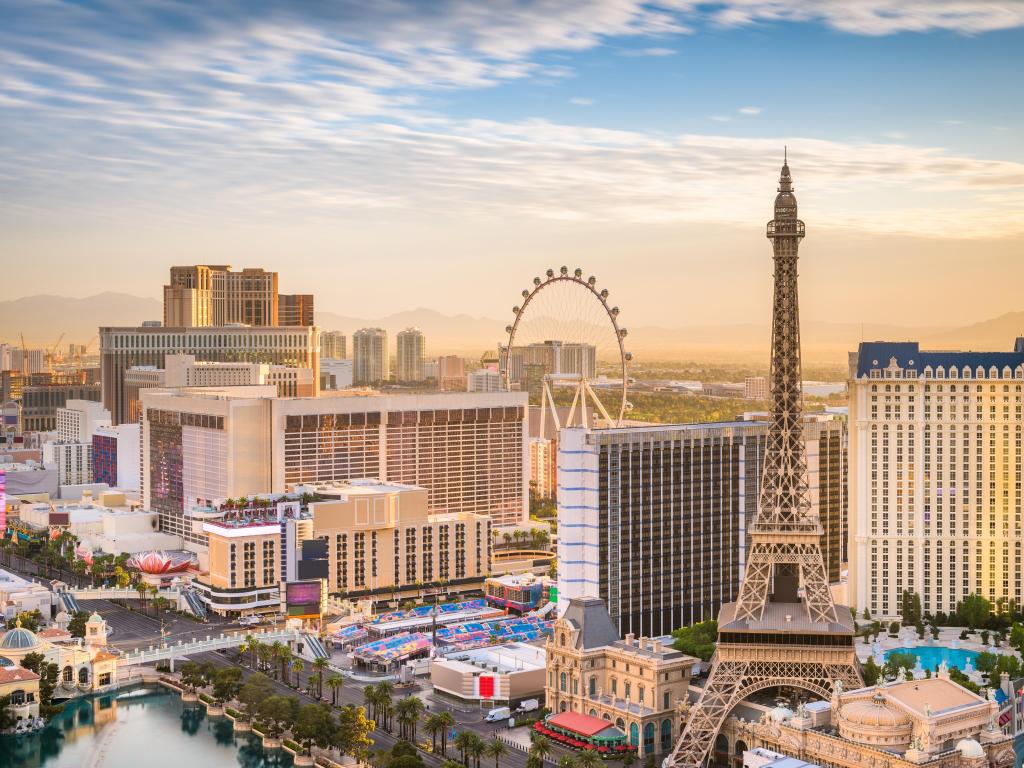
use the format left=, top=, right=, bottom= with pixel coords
left=19, top=332, right=28, bottom=377
left=76, top=335, right=98, bottom=372
left=46, top=332, right=66, bottom=373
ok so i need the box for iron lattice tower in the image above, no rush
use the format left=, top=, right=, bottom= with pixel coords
left=665, top=158, right=862, bottom=768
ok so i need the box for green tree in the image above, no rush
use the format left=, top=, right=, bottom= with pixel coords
left=258, top=695, right=300, bottom=738
left=425, top=712, right=445, bottom=753
left=949, top=667, right=981, bottom=693
left=211, top=667, right=243, bottom=705
left=528, top=734, right=551, bottom=763
left=454, top=731, right=474, bottom=767
left=436, top=710, right=455, bottom=756
left=0, top=695, right=17, bottom=731
left=670, top=619, right=718, bottom=661
left=6, top=610, right=44, bottom=631
left=67, top=610, right=89, bottom=638
left=576, top=750, right=602, bottom=768
left=293, top=703, right=337, bottom=756
left=291, top=658, right=305, bottom=689
left=20, top=653, right=59, bottom=716
left=396, top=695, right=425, bottom=742
left=958, top=594, right=993, bottom=630
left=179, top=661, right=206, bottom=694
left=374, top=681, right=395, bottom=732
left=861, top=656, right=882, bottom=686
left=883, top=651, right=917, bottom=680
left=557, top=756, right=578, bottom=768
left=237, top=673, right=275, bottom=722
left=467, top=733, right=486, bottom=768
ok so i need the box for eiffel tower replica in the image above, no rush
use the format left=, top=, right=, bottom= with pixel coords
left=666, top=156, right=863, bottom=768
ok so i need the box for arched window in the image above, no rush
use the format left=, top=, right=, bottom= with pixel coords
left=63, top=665, right=73, bottom=683
left=643, top=723, right=655, bottom=754
left=589, top=708, right=597, bottom=717
left=603, top=713, right=611, bottom=721
left=10, top=689, right=25, bottom=705
left=572, top=677, right=578, bottom=695
left=638, top=685, right=644, bottom=703
left=616, top=717, right=625, bottom=730
left=589, top=677, right=596, bottom=696
left=78, top=667, right=90, bottom=685
left=624, top=682, right=631, bottom=700
left=735, top=741, right=748, bottom=757
left=629, top=723, right=639, bottom=747
left=560, top=672, right=567, bottom=692
left=661, top=719, right=672, bottom=752
left=560, top=701, right=567, bottom=712
left=560, top=633, right=566, bottom=647
left=611, top=678, right=618, bottom=695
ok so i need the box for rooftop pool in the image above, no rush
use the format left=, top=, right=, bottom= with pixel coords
left=884, top=645, right=980, bottom=670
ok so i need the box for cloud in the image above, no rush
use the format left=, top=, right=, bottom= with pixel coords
left=738, top=106, right=762, bottom=115
left=701, top=1, right=1024, bottom=35
left=569, top=97, right=594, bottom=106
left=1, top=0, right=1023, bottom=244
left=619, top=46, right=678, bottom=56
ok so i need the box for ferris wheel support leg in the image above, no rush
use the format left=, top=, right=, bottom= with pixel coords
left=566, top=380, right=582, bottom=428
left=584, top=379, right=615, bottom=426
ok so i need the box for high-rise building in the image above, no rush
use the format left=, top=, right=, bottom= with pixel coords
left=467, top=369, right=501, bottom=393
left=306, top=479, right=492, bottom=598
left=437, top=355, right=466, bottom=391
left=92, top=423, right=140, bottom=490
left=352, top=328, right=389, bottom=385
left=529, top=437, right=556, bottom=499
left=321, top=331, right=347, bottom=360
left=503, top=341, right=596, bottom=385
left=848, top=339, right=1024, bottom=620
left=557, top=414, right=847, bottom=636
left=100, top=325, right=320, bottom=424
left=278, top=294, right=314, bottom=327
left=396, top=328, right=425, bottom=383
left=163, top=265, right=280, bottom=327
left=22, top=379, right=102, bottom=432
left=140, top=387, right=529, bottom=534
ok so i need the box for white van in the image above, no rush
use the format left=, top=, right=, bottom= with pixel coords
left=515, top=699, right=539, bottom=713
left=485, top=706, right=511, bottom=722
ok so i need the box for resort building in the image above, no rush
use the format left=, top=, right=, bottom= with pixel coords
left=545, top=597, right=698, bottom=758
left=484, top=572, right=554, bottom=613
left=195, top=516, right=282, bottom=617
left=438, top=356, right=466, bottom=392
left=278, top=293, right=314, bottom=327
left=396, top=328, right=425, bottom=383
left=0, top=619, right=117, bottom=700
left=321, top=331, right=347, bottom=360
left=91, top=423, right=140, bottom=491
left=353, top=328, right=389, bottom=385
left=557, top=413, right=847, bottom=637
left=848, top=339, right=1024, bottom=619
left=100, top=325, right=320, bottom=424
left=307, top=480, right=492, bottom=599
left=716, top=674, right=1013, bottom=768
left=140, top=386, right=529, bottom=529
left=0, top=665, right=40, bottom=724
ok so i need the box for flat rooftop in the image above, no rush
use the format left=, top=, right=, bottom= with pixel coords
left=718, top=602, right=856, bottom=634
left=441, top=641, right=546, bottom=673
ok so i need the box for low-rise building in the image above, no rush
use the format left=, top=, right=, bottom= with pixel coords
left=467, top=369, right=502, bottom=393
left=484, top=572, right=554, bottom=613
left=431, top=641, right=546, bottom=704
left=308, top=480, right=492, bottom=600
left=0, top=569, right=53, bottom=622
left=545, top=596, right=698, bottom=757
left=195, top=516, right=282, bottom=618
left=0, top=665, right=40, bottom=724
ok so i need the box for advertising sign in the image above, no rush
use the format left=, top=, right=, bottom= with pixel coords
left=285, top=579, right=323, bottom=618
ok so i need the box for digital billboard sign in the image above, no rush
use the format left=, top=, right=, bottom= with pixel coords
left=285, top=580, right=322, bottom=618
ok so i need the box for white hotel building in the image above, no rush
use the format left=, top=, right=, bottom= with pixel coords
left=849, top=339, right=1024, bottom=620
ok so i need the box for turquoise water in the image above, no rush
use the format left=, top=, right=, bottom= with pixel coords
left=885, top=645, right=980, bottom=670
left=0, top=686, right=292, bottom=768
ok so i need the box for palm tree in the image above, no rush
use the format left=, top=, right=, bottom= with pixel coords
left=396, top=696, right=424, bottom=741
left=485, top=737, right=508, bottom=768
left=279, top=646, right=293, bottom=685
left=620, top=750, right=637, bottom=768
left=257, top=643, right=273, bottom=673
left=529, top=734, right=551, bottom=764
left=269, top=641, right=285, bottom=679
left=575, top=750, right=601, bottom=768
left=442, top=760, right=465, bottom=768
left=135, top=581, right=148, bottom=613
left=311, top=656, right=329, bottom=698
left=326, top=673, right=344, bottom=706
left=243, top=634, right=259, bottom=669
left=467, top=734, right=486, bottom=768
left=557, top=756, right=577, bottom=768
left=291, top=658, right=305, bottom=690
left=425, top=712, right=445, bottom=753
left=454, top=731, right=474, bottom=767
left=363, top=685, right=378, bottom=722
left=437, top=710, right=456, bottom=756
left=374, top=681, right=394, bottom=732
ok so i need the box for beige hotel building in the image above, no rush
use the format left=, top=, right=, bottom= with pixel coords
left=849, top=339, right=1024, bottom=620
left=140, top=386, right=529, bottom=542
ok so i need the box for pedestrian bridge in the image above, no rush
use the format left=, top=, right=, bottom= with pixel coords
left=55, top=584, right=205, bottom=619
left=118, top=627, right=302, bottom=668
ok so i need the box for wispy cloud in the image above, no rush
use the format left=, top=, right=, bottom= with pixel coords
left=569, top=97, right=594, bottom=106
left=619, top=46, right=678, bottom=56
left=738, top=106, right=762, bottom=115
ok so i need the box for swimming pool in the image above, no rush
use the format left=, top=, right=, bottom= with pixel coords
left=884, top=645, right=980, bottom=670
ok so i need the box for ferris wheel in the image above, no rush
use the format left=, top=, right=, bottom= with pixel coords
left=500, top=266, right=631, bottom=429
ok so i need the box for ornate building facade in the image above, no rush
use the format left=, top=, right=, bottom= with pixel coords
left=545, top=596, right=698, bottom=757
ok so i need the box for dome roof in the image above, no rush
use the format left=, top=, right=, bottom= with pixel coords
left=770, top=706, right=793, bottom=723
left=956, top=739, right=985, bottom=759
left=839, top=692, right=912, bottom=728
left=55, top=610, right=70, bottom=621
left=88, top=612, right=103, bottom=623
left=0, top=624, right=39, bottom=651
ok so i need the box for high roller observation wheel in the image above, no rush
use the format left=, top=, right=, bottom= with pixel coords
left=501, top=265, right=631, bottom=426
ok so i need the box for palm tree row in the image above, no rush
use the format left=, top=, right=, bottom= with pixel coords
left=363, top=681, right=395, bottom=732
left=424, top=710, right=456, bottom=755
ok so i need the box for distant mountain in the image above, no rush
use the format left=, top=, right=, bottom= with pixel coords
left=0, top=292, right=162, bottom=345
left=5, top=294, right=1021, bottom=363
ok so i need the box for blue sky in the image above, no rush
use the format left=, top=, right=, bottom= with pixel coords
left=1, top=1, right=1022, bottom=327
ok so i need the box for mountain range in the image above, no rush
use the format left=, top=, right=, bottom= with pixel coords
left=2, top=293, right=1021, bottom=364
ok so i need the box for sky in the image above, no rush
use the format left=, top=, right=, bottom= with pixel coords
left=1, top=1, right=1023, bottom=329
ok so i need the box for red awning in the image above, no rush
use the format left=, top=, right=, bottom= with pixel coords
left=547, top=711, right=613, bottom=738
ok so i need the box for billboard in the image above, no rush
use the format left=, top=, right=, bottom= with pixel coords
left=285, top=580, right=322, bottom=618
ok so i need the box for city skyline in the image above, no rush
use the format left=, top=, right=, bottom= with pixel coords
left=2, top=2, right=1023, bottom=330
